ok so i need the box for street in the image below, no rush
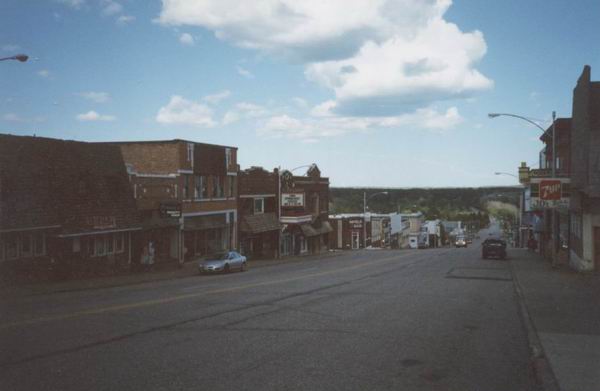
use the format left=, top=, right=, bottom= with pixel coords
left=1, top=235, right=535, bottom=391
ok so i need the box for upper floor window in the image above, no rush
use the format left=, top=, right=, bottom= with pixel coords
left=254, top=198, right=264, bottom=214
left=227, top=176, right=235, bottom=198
left=195, top=175, right=206, bottom=199
left=183, top=174, right=191, bottom=199
left=187, top=143, right=194, bottom=162
left=211, top=176, right=224, bottom=198
left=226, top=148, right=232, bottom=169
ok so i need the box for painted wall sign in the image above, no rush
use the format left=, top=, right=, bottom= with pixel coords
left=348, top=219, right=363, bottom=228
left=540, top=180, right=562, bottom=200
left=282, top=193, right=304, bottom=207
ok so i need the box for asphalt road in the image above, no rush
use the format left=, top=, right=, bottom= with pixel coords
left=0, top=233, right=535, bottom=390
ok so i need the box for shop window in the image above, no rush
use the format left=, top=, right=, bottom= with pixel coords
left=20, top=234, right=32, bottom=257
left=107, top=233, right=115, bottom=254
left=87, top=237, right=95, bottom=257
left=73, top=237, right=81, bottom=253
left=115, top=233, right=124, bottom=253
left=254, top=198, right=264, bottom=214
left=34, top=232, right=45, bottom=256
left=95, top=235, right=106, bottom=256
left=300, top=236, right=308, bottom=253
left=6, top=235, right=18, bottom=259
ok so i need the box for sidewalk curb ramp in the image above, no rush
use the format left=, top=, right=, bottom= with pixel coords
left=509, top=257, right=561, bottom=391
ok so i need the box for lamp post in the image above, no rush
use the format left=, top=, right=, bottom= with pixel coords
left=489, top=111, right=559, bottom=257
left=495, top=172, right=522, bottom=247
left=363, top=191, right=388, bottom=248
left=0, top=54, right=28, bottom=62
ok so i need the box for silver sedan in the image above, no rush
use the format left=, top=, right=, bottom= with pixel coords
left=198, top=251, right=247, bottom=274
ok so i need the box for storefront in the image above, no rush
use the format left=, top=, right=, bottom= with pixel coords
left=239, top=212, right=280, bottom=260
left=183, top=212, right=236, bottom=260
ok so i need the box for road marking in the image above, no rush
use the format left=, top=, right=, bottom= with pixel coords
left=1, top=252, right=419, bottom=330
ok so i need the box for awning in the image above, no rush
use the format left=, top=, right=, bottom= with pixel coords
left=241, top=213, right=280, bottom=234
left=300, top=221, right=333, bottom=237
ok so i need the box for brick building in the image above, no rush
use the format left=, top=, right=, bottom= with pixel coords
left=238, top=167, right=281, bottom=260
left=329, top=214, right=365, bottom=250
left=0, top=134, right=140, bottom=280
left=568, top=65, right=600, bottom=271
left=279, top=164, right=332, bottom=256
left=115, top=140, right=238, bottom=264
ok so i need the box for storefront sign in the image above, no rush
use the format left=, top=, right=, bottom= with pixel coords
left=349, top=219, right=363, bottom=228
left=87, top=216, right=117, bottom=229
left=160, top=202, right=181, bottom=218
left=282, top=193, right=304, bottom=207
left=540, top=180, right=561, bottom=200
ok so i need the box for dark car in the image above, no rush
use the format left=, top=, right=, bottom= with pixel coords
left=482, top=238, right=507, bottom=260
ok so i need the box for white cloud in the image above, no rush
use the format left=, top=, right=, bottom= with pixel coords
left=202, top=90, right=231, bottom=105
left=37, top=69, right=50, bottom=78
left=76, top=110, right=116, bottom=121
left=236, top=66, right=254, bottom=79
left=156, top=95, right=216, bottom=127
left=292, top=97, right=308, bottom=108
left=179, top=32, right=195, bottom=45
left=223, top=102, right=269, bottom=124
left=77, top=91, right=110, bottom=103
left=102, top=0, right=123, bottom=16
left=157, top=0, right=492, bottom=117
left=258, top=106, right=462, bottom=142
left=117, top=15, right=135, bottom=24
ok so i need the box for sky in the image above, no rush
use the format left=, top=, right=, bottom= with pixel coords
left=1, top=0, right=599, bottom=187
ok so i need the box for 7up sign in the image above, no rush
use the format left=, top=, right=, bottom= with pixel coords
left=540, top=180, right=562, bottom=200
left=529, top=177, right=570, bottom=209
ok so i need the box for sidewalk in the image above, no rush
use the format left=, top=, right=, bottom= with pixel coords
left=510, top=249, right=600, bottom=391
left=0, top=250, right=345, bottom=299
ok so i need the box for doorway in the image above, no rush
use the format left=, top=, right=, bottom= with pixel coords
left=351, top=231, right=360, bottom=250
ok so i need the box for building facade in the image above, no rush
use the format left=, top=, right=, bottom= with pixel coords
left=0, top=135, right=140, bottom=280
left=116, top=140, right=238, bottom=265
left=238, top=167, right=280, bottom=260
left=568, top=65, right=600, bottom=271
left=279, top=165, right=332, bottom=256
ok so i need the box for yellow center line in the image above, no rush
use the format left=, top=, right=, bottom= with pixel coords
left=1, top=252, right=417, bottom=330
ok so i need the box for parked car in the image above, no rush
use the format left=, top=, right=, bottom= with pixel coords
left=199, top=251, right=247, bottom=274
left=481, top=239, right=507, bottom=260
left=455, top=237, right=467, bottom=248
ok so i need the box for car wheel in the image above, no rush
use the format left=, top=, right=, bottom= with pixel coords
left=223, top=264, right=230, bottom=273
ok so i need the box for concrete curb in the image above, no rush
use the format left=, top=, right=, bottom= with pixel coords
left=508, top=256, right=561, bottom=391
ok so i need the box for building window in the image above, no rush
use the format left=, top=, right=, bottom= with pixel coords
left=530, top=183, right=540, bottom=198
left=254, top=198, right=264, bottom=214
left=73, top=237, right=81, bottom=253
left=107, top=233, right=115, bottom=254
left=213, top=176, right=224, bottom=198
left=225, top=148, right=231, bottom=168
left=194, top=175, right=203, bottom=199
left=20, top=234, right=32, bottom=258
left=95, top=235, right=106, bottom=256
left=183, top=174, right=191, bottom=200
left=187, top=143, right=194, bottom=162
left=115, top=233, right=124, bottom=253
left=6, top=235, right=18, bottom=259
left=227, top=176, right=235, bottom=198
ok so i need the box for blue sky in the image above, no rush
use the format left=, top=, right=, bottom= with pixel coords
left=1, top=0, right=599, bottom=187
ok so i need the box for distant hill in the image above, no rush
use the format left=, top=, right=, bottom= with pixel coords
left=330, top=187, right=521, bottom=222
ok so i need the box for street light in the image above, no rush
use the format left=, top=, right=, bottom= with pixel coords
left=363, top=191, right=388, bottom=248
left=488, top=112, right=556, bottom=177
left=0, top=54, right=28, bottom=62
left=495, top=172, right=522, bottom=246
